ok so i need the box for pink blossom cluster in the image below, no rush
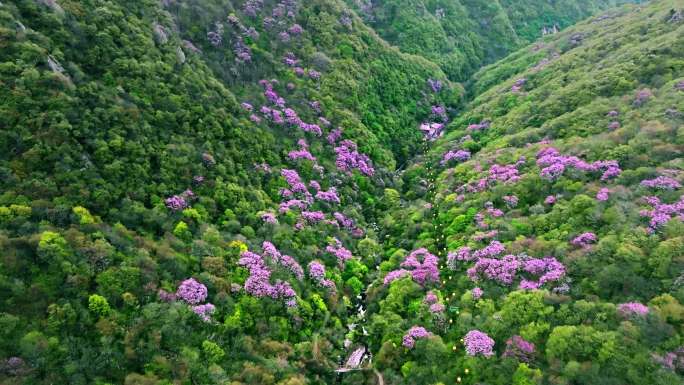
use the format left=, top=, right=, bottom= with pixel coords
left=424, top=291, right=438, bottom=305
left=472, top=287, right=483, bottom=299
left=299, top=121, right=322, bottom=136
left=207, top=23, right=223, bottom=46
left=288, top=139, right=316, bottom=161
left=640, top=176, right=681, bottom=190
left=518, top=257, right=566, bottom=290
left=503, top=335, right=535, bottom=362
left=334, top=140, right=375, bottom=176
left=307, top=69, right=321, bottom=80
left=288, top=24, right=303, bottom=35
left=537, top=147, right=621, bottom=181
left=262, top=212, right=278, bottom=224
left=511, top=78, right=526, bottom=93
left=617, top=302, right=649, bottom=317
left=467, top=255, right=520, bottom=285
left=334, top=212, right=355, bottom=230
left=633, top=88, right=653, bottom=107
left=396, top=248, right=440, bottom=285
left=233, top=37, right=252, bottom=62
left=652, top=347, right=684, bottom=371
left=158, top=289, right=176, bottom=302
left=281, top=169, right=309, bottom=195
left=327, top=127, right=342, bottom=144
left=192, top=303, right=216, bottom=322
left=427, top=78, right=442, bottom=93
left=473, top=240, right=506, bottom=259
left=242, top=0, right=263, bottom=17
left=238, top=250, right=297, bottom=307
left=316, top=187, right=340, bottom=204
left=227, top=14, right=259, bottom=42
left=571, top=232, right=597, bottom=247
left=308, top=261, right=335, bottom=291
left=429, top=303, right=444, bottom=313
left=676, top=80, right=684, bottom=91
left=447, top=246, right=474, bottom=266
left=302, top=210, right=325, bottom=223
left=489, top=163, right=522, bottom=184
left=254, top=162, right=271, bottom=172
left=484, top=201, right=504, bottom=218
left=639, top=195, right=684, bottom=232
left=431, top=105, right=448, bottom=122
left=447, top=241, right=504, bottom=267
left=456, top=161, right=523, bottom=196
left=545, top=195, right=557, bottom=205
left=503, top=195, right=519, bottom=208
left=441, top=149, right=471, bottom=165
left=467, top=120, right=490, bottom=131
left=452, top=242, right=566, bottom=289
left=309, top=100, right=322, bottom=113
left=176, top=278, right=215, bottom=322
left=424, top=291, right=444, bottom=314
left=472, top=230, right=499, bottom=242
left=261, top=80, right=286, bottom=107
left=262, top=241, right=304, bottom=280
left=279, top=199, right=309, bottom=214
left=383, top=269, right=410, bottom=285
left=419, top=122, right=445, bottom=141
left=339, top=13, right=352, bottom=28
left=464, top=330, right=495, bottom=357
left=284, top=108, right=301, bottom=126
left=596, top=188, right=611, bottom=201
left=165, top=189, right=194, bottom=211
left=326, top=238, right=353, bottom=266
left=402, top=326, right=432, bottom=349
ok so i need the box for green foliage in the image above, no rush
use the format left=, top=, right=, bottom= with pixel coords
left=73, top=206, right=96, bottom=225
left=88, top=294, right=111, bottom=317
left=202, top=340, right=225, bottom=364
left=173, top=221, right=192, bottom=241
left=0, top=0, right=680, bottom=384
left=512, top=363, right=543, bottom=385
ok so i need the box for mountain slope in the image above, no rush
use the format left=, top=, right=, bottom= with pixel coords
left=375, top=1, right=684, bottom=383
left=0, top=1, right=683, bottom=385
left=345, top=0, right=644, bottom=81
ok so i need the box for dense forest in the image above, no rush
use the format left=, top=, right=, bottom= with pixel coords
left=0, top=0, right=682, bottom=384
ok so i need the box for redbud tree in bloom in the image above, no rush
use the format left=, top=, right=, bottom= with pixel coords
left=503, top=335, right=535, bottom=362
left=402, top=326, right=431, bottom=349
left=464, top=330, right=495, bottom=357
left=176, top=278, right=208, bottom=305
left=617, top=302, right=649, bottom=318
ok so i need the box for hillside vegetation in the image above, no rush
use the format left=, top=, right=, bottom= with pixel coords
left=344, top=0, right=644, bottom=81
left=0, top=0, right=683, bottom=385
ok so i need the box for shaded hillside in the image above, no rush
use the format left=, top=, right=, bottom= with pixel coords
left=345, top=0, right=644, bottom=81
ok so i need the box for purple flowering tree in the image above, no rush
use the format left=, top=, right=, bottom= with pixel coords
left=463, top=330, right=495, bottom=357
left=176, top=278, right=208, bottom=304
left=402, top=326, right=431, bottom=349
left=503, top=335, right=535, bottom=362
